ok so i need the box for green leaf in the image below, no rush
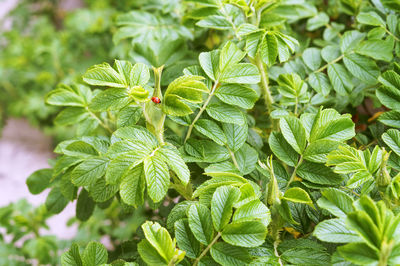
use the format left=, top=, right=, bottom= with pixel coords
left=195, top=119, right=227, bottom=145
left=317, top=188, right=354, bottom=218
left=309, top=112, right=355, bottom=142
left=138, top=239, right=168, bottom=266
left=55, top=107, right=89, bottom=126
left=260, top=33, right=278, bottom=67
left=221, top=221, right=267, bottom=247
left=61, top=243, right=82, bottom=266
left=90, top=88, right=130, bottom=112
left=197, top=15, right=231, bottom=30
left=232, top=200, right=271, bottom=226
left=206, top=102, right=246, bottom=125
left=88, top=178, right=119, bottom=202
left=210, top=242, right=252, bottom=266
left=296, top=161, right=343, bottom=185
left=219, top=41, right=246, bottom=74
left=340, top=30, right=365, bottom=53
left=223, top=123, right=248, bottom=152
left=343, top=53, right=380, bottom=84
left=163, top=75, right=209, bottom=116
left=76, top=189, right=95, bottom=222
left=26, top=169, right=52, bottom=195
left=159, top=144, right=190, bottom=185
left=130, top=62, right=151, bottom=86
left=378, top=70, right=400, bottom=90
left=308, top=73, right=332, bottom=96
left=280, top=116, right=307, bottom=154
left=383, top=129, right=400, bottom=157
left=314, top=218, right=361, bottom=243
left=302, top=48, right=322, bottom=71
left=356, top=39, right=394, bottom=62
left=119, top=165, right=145, bottom=207
left=141, top=221, right=175, bottom=262
left=234, top=144, right=258, bottom=175
left=45, top=187, right=69, bottom=214
left=71, top=158, right=109, bottom=186
left=269, top=132, right=300, bottom=167
left=346, top=210, right=381, bottom=249
left=303, top=140, right=340, bottom=163
left=327, top=63, right=353, bottom=95
left=377, top=86, right=400, bottom=111
left=379, top=111, right=400, bottom=128
left=46, top=84, right=90, bottom=107
left=185, top=139, right=230, bottom=163
left=175, top=219, right=200, bottom=259
left=215, top=84, right=258, bottom=109
left=337, top=243, right=379, bottom=265
left=356, top=11, right=385, bottom=27
left=211, top=186, right=241, bottom=231
left=283, top=187, right=313, bottom=206
left=188, top=203, right=214, bottom=245
left=144, top=154, right=170, bottom=203
left=219, top=63, right=260, bottom=84
left=306, top=12, right=329, bottom=31
left=117, top=105, right=142, bottom=127
left=281, top=247, right=330, bottom=265
left=82, top=242, right=108, bottom=266
left=199, top=49, right=220, bottom=81
left=83, top=62, right=126, bottom=88
left=277, top=73, right=309, bottom=106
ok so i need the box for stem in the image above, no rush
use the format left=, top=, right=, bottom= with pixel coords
left=286, top=156, right=303, bottom=190
left=153, top=66, right=164, bottom=99
left=193, top=232, right=221, bottom=266
left=86, top=107, right=113, bottom=134
left=184, top=82, right=219, bottom=142
left=227, top=146, right=240, bottom=170
left=273, top=238, right=284, bottom=266
left=255, top=54, right=273, bottom=114
left=306, top=54, right=344, bottom=80
left=382, top=26, right=400, bottom=42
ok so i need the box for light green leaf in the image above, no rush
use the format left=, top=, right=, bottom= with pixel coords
left=141, top=221, right=175, bottom=262
left=269, top=132, right=300, bottom=167
left=337, top=243, right=379, bottom=265
left=159, top=144, right=190, bottom=185
left=211, top=186, right=241, bottom=231
left=219, top=41, right=246, bottom=73
left=340, top=30, right=365, bottom=53
left=46, top=84, right=90, bottom=107
left=206, top=102, right=246, bottom=125
left=219, top=63, right=260, bottom=84
left=297, top=161, right=343, bottom=185
left=83, top=62, right=126, bottom=88
left=199, top=49, right=220, bottom=81
left=308, top=72, right=332, bottom=96
left=356, top=39, right=394, bottom=62
left=71, top=158, right=109, bottom=186
left=232, top=200, right=271, bottom=226
left=188, top=203, right=214, bottom=245
left=54, top=107, right=89, bottom=126
left=304, top=140, right=340, bottom=163
left=314, top=218, right=361, bottom=243
left=221, top=221, right=267, bottom=247
left=317, top=188, right=354, bottom=218
left=356, top=11, right=385, bottom=27
left=306, top=12, right=329, bottom=31
left=280, top=116, right=307, bottom=154
left=327, top=63, right=353, bottom=95
left=195, top=119, right=227, bottom=145
left=82, top=242, right=108, bottom=266
left=302, top=48, right=322, bottom=71
left=343, top=53, right=380, bottom=84
left=119, top=165, right=145, bottom=207
left=378, top=111, right=400, bottom=128
left=382, top=129, right=400, bottom=157
left=144, top=154, right=170, bottom=203
left=283, top=187, right=313, bottom=206
left=234, top=144, right=258, bottom=175
left=185, top=139, right=230, bottom=163
left=222, top=123, right=248, bottom=152
left=377, top=85, right=400, bottom=111
left=138, top=240, right=168, bottom=266
left=215, top=84, right=258, bottom=109
left=61, top=243, right=82, bottom=266
left=90, top=88, right=130, bottom=111
left=260, top=33, right=278, bottom=66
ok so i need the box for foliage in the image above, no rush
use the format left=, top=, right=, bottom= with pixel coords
left=4, top=0, right=400, bottom=265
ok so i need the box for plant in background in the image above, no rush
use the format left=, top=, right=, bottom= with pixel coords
left=10, top=0, right=400, bottom=265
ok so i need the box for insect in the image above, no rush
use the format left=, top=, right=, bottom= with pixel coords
left=151, top=96, right=161, bottom=104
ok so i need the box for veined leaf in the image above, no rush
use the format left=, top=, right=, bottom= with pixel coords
left=206, top=102, right=246, bottom=125
left=343, top=53, right=380, bottom=84
left=314, top=218, right=361, bottom=243
left=195, top=119, right=227, bottom=145
left=211, top=186, right=241, bottom=231
left=215, top=84, right=258, bottom=109
left=188, top=203, right=214, bottom=245
left=144, top=154, right=170, bottom=203
left=210, top=242, right=252, bottom=266
left=280, top=116, right=307, bottom=154
left=221, top=221, right=267, bottom=247
left=119, top=165, right=145, bottom=207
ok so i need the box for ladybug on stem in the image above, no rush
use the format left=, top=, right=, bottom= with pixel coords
left=151, top=96, right=161, bottom=104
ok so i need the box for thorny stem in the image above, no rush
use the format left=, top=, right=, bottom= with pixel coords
left=255, top=54, right=273, bottom=114
left=286, top=156, right=303, bottom=190
left=193, top=232, right=221, bottom=266
left=184, top=81, right=219, bottom=143
left=86, top=107, right=113, bottom=134
left=274, top=238, right=284, bottom=266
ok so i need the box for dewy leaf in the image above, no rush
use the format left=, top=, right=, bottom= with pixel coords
left=188, top=203, right=214, bottom=245
left=343, top=53, right=380, bottom=85
left=279, top=116, right=307, bottom=154
left=82, top=242, right=108, bottom=266
left=269, top=132, right=300, bottom=167
left=314, top=218, right=361, bottom=243
left=206, top=102, right=246, bottom=125
left=215, top=84, right=258, bottom=109
left=119, top=165, right=145, bottom=207
left=141, top=221, right=175, bottom=263
left=210, top=242, right=252, bottom=266
left=221, top=221, right=267, bottom=247
left=163, top=75, right=209, bottom=116
left=211, top=186, right=241, bottom=231
left=195, top=119, right=227, bottom=145
left=283, top=187, right=313, bottom=206
left=382, top=129, right=400, bottom=157
left=174, top=219, right=200, bottom=259
left=144, top=153, right=170, bottom=203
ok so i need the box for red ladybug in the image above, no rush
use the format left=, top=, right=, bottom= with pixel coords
left=151, top=97, right=161, bottom=104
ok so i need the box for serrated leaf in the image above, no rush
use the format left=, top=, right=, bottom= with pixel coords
left=283, top=187, right=313, bottom=206
left=199, top=49, right=220, bottom=81
left=211, top=186, right=241, bottom=231
left=356, top=11, right=385, bottom=27
left=377, top=85, right=400, bottom=111
left=71, top=158, right=109, bottom=186
left=302, top=48, right=322, bottom=71
left=188, top=203, right=214, bottom=245
left=222, top=123, right=248, bottom=152
left=297, top=161, right=343, bottom=185
left=317, top=188, right=354, bottom=218
left=343, top=53, right=380, bottom=84
left=234, top=144, right=258, bottom=175
left=82, top=242, right=108, bottom=266
left=210, top=242, right=252, bottom=266
left=221, top=221, right=267, bottom=247
left=138, top=239, right=168, bottom=266
left=219, top=63, right=260, bottom=84
left=308, top=72, right=332, bottom=96
left=304, top=140, right=340, bottom=163
left=175, top=219, right=200, bottom=259
left=90, top=88, right=130, bottom=111
left=382, top=129, right=400, bottom=157
left=232, top=200, right=271, bottom=226
left=215, top=84, right=258, bottom=109
left=144, top=154, right=170, bottom=203
left=206, top=102, right=246, bottom=125
left=159, top=144, right=190, bottom=185
left=379, top=111, right=400, bottom=128
left=280, top=116, right=307, bottom=154
left=119, top=165, right=145, bottom=207
left=314, top=218, right=361, bottom=243
left=61, top=243, right=82, bottom=266
left=337, top=243, right=379, bottom=265
left=141, top=221, right=175, bottom=262
left=195, top=119, right=227, bottom=145
left=327, top=63, right=353, bottom=95
left=306, top=12, right=329, bottom=31
left=356, top=39, right=394, bottom=62
left=260, top=33, right=278, bottom=66
left=269, top=132, right=299, bottom=167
